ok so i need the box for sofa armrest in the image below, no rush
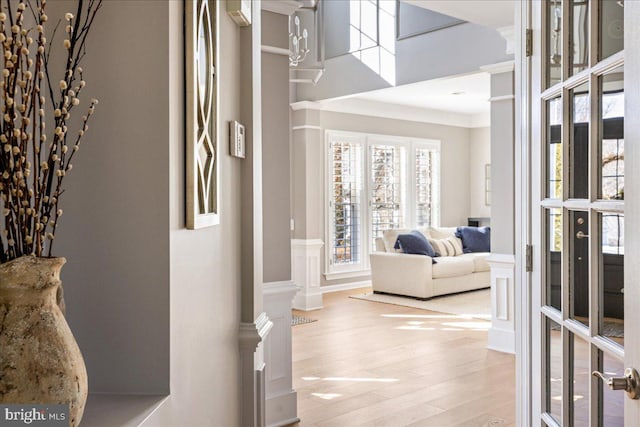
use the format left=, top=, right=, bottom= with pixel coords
left=369, top=252, right=434, bottom=299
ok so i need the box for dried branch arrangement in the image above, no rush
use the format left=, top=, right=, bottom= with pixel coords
left=0, top=0, right=102, bottom=263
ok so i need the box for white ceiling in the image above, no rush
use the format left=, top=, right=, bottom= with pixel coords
left=402, top=0, right=514, bottom=29
left=341, top=72, right=490, bottom=115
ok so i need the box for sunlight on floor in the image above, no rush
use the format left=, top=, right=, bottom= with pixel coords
left=396, top=325, right=436, bottom=331
left=302, top=376, right=398, bottom=383
left=442, top=321, right=491, bottom=330
left=390, top=314, right=490, bottom=332
left=381, top=313, right=463, bottom=319
left=311, top=393, right=342, bottom=400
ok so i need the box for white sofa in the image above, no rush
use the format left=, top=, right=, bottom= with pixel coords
left=369, top=227, right=490, bottom=300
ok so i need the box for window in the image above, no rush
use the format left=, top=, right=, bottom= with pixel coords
left=369, top=143, right=406, bottom=252
left=329, top=136, right=364, bottom=266
left=326, top=131, right=440, bottom=276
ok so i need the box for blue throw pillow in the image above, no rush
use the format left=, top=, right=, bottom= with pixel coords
left=394, top=230, right=437, bottom=263
left=455, top=226, right=491, bottom=253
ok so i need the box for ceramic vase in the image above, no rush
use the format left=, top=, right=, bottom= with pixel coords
left=0, top=255, right=87, bottom=427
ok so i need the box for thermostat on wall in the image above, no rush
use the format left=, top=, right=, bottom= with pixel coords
left=230, top=121, right=245, bottom=159
left=227, top=0, right=251, bottom=27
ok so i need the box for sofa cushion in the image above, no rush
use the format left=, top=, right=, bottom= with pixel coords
left=394, top=230, right=437, bottom=260
left=382, top=229, right=411, bottom=253
left=424, top=227, right=457, bottom=240
left=432, top=256, right=474, bottom=278
left=459, top=252, right=491, bottom=273
left=428, top=236, right=464, bottom=257
left=455, top=226, right=491, bottom=253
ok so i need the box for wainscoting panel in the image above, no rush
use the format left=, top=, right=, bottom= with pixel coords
left=291, top=239, right=324, bottom=311
left=487, top=254, right=516, bottom=354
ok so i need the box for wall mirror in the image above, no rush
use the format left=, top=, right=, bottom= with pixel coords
left=186, top=0, right=219, bottom=229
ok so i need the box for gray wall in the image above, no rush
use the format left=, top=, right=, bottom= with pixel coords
left=55, top=1, right=251, bottom=424
left=262, top=11, right=292, bottom=283
left=469, top=127, right=491, bottom=218
left=54, top=0, right=170, bottom=395
left=490, top=71, right=515, bottom=254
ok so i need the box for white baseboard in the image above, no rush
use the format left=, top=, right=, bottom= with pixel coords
left=266, top=391, right=299, bottom=427
left=321, top=280, right=371, bottom=294
left=488, top=327, right=515, bottom=354
left=292, top=291, right=323, bottom=311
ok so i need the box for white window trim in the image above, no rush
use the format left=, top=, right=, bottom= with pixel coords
left=324, top=129, right=441, bottom=277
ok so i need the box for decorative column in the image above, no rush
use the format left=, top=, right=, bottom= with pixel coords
left=291, top=239, right=324, bottom=311
left=487, top=255, right=516, bottom=353
left=481, top=61, right=515, bottom=354
left=263, top=281, right=299, bottom=427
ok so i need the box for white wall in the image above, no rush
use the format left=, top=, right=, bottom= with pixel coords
left=469, top=127, right=491, bottom=218
left=54, top=1, right=249, bottom=424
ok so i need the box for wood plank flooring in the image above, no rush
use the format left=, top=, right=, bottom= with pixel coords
left=291, top=288, right=516, bottom=427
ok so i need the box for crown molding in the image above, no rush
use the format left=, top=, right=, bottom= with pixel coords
left=291, top=98, right=489, bottom=128
left=497, top=25, right=515, bottom=55
left=480, top=60, right=515, bottom=74
left=290, top=100, right=322, bottom=111
left=262, top=0, right=301, bottom=16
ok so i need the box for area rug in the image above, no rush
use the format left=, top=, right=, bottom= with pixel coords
left=291, top=315, right=317, bottom=326
left=350, top=289, right=491, bottom=320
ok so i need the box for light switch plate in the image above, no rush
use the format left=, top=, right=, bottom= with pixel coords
left=229, top=121, right=245, bottom=159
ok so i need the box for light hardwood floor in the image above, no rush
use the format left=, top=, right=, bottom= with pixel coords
left=291, top=288, right=516, bottom=427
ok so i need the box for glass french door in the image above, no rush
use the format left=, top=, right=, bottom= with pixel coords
left=530, top=0, right=639, bottom=425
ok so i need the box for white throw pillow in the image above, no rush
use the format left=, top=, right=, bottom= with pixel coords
left=428, top=236, right=463, bottom=257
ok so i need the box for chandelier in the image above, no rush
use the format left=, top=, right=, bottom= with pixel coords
left=289, top=15, right=309, bottom=67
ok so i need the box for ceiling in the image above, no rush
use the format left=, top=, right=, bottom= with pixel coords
left=401, top=0, right=514, bottom=29
left=335, top=72, right=490, bottom=115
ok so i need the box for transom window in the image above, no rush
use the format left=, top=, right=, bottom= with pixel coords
left=326, top=130, right=440, bottom=276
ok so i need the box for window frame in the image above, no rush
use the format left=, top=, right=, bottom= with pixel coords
left=324, top=129, right=440, bottom=278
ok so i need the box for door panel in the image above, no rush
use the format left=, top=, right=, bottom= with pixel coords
left=531, top=0, right=638, bottom=425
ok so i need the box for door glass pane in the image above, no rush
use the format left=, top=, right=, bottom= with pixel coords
left=599, top=66, right=624, bottom=200
left=600, top=0, right=624, bottom=60
left=546, top=317, right=563, bottom=424
left=570, top=0, right=589, bottom=76
left=600, top=213, right=624, bottom=347
left=599, top=351, right=624, bottom=427
left=570, top=82, right=589, bottom=199
left=546, top=209, right=563, bottom=311
left=370, top=144, right=406, bottom=251
left=570, top=211, right=589, bottom=327
left=547, top=0, right=563, bottom=87
left=571, top=334, right=590, bottom=427
left=547, top=97, right=563, bottom=199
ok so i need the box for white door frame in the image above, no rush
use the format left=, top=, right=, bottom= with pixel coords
left=623, top=1, right=640, bottom=423
left=515, top=0, right=532, bottom=425
left=519, top=1, right=640, bottom=425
